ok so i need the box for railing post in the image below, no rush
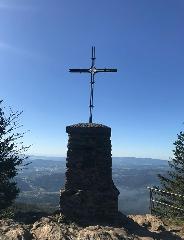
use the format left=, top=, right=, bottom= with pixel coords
left=150, top=188, right=153, bottom=214
left=147, top=186, right=184, bottom=217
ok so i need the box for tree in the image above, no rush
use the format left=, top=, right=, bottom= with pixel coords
left=0, top=100, right=30, bottom=212
left=157, top=130, right=184, bottom=217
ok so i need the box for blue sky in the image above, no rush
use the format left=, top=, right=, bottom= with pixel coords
left=1, top=0, right=184, bottom=159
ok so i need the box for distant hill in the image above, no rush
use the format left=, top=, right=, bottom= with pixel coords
left=26, top=156, right=168, bottom=168
left=112, top=157, right=168, bottom=167
left=28, top=155, right=65, bottom=161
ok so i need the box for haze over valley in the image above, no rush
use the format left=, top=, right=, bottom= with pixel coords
left=15, top=156, right=169, bottom=215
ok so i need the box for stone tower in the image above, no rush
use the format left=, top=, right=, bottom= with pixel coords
left=60, top=123, right=119, bottom=223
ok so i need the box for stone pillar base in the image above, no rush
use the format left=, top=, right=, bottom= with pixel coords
left=60, top=123, right=119, bottom=223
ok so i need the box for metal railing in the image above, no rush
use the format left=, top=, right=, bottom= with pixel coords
left=147, top=186, right=184, bottom=215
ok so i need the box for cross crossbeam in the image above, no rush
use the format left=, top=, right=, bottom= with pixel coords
left=69, top=46, right=117, bottom=123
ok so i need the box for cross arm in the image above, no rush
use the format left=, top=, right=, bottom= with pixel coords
left=95, top=68, right=117, bottom=73
left=69, top=69, right=90, bottom=73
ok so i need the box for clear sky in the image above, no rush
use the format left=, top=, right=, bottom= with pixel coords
left=1, top=0, right=184, bottom=159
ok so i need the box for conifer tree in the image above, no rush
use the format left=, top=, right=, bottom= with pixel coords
left=0, top=100, right=30, bottom=212
left=157, top=130, right=184, bottom=217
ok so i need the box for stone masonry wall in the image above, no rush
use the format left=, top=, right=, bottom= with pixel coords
left=60, top=123, right=119, bottom=223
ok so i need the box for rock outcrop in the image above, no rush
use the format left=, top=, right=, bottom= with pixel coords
left=0, top=219, right=32, bottom=240
left=0, top=214, right=183, bottom=240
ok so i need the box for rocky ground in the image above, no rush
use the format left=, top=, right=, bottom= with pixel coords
left=0, top=213, right=183, bottom=240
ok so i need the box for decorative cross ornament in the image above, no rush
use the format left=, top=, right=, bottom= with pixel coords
left=69, top=47, right=117, bottom=123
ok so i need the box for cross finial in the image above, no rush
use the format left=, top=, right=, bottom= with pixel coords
left=69, top=47, right=117, bottom=123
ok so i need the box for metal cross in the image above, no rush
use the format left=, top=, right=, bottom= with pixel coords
left=69, top=46, right=117, bottom=123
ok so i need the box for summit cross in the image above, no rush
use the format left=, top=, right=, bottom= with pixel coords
left=69, top=46, right=117, bottom=123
